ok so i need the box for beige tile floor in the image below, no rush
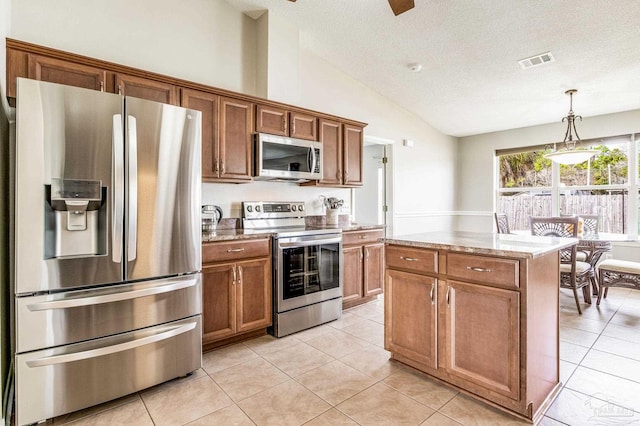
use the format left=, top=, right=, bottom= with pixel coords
left=49, top=288, right=640, bottom=425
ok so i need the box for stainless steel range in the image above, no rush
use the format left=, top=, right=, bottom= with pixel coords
left=242, top=201, right=342, bottom=337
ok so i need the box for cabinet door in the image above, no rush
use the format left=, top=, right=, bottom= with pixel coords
left=343, top=124, right=364, bottom=186
left=29, top=55, right=107, bottom=92
left=236, top=258, right=272, bottom=333
left=440, top=280, right=520, bottom=400
left=256, top=104, right=288, bottom=136
left=181, top=89, right=218, bottom=180
left=342, top=246, right=363, bottom=304
left=364, top=243, right=384, bottom=297
left=385, top=269, right=437, bottom=369
left=219, top=96, right=254, bottom=181
left=115, top=73, right=178, bottom=105
left=202, top=263, right=236, bottom=343
left=318, top=118, right=343, bottom=185
left=290, top=111, right=318, bottom=141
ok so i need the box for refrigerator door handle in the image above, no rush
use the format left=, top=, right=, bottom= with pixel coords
left=127, top=115, right=138, bottom=262
left=25, top=321, right=197, bottom=367
left=112, top=114, right=124, bottom=263
left=26, top=278, right=198, bottom=311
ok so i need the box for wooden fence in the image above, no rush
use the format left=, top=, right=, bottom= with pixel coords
left=498, top=193, right=628, bottom=233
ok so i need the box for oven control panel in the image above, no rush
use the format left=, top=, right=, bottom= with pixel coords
left=242, top=201, right=306, bottom=219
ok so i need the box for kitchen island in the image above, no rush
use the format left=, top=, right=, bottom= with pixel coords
left=383, top=231, right=577, bottom=424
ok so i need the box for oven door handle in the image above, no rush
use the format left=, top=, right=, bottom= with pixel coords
left=278, top=236, right=342, bottom=248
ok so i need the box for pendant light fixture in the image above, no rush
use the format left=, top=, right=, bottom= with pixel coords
left=544, top=89, right=598, bottom=165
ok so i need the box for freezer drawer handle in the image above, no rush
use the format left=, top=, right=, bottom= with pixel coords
left=25, top=321, right=197, bottom=368
left=26, top=278, right=198, bottom=311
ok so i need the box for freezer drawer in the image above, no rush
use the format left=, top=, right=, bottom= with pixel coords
left=16, top=316, right=202, bottom=426
left=16, top=274, right=202, bottom=353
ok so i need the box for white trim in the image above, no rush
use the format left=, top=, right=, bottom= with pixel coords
left=395, top=210, right=490, bottom=218
left=364, top=135, right=395, bottom=146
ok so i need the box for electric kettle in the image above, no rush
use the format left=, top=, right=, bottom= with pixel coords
left=202, top=205, right=223, bottom=232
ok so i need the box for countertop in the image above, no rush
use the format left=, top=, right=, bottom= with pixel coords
left=384, top=230, right=578, bottom=259
left=201, top=223, right=384, bottom=243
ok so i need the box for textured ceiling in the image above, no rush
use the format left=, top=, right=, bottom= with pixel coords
left=227, top=0, right=640, bottom=137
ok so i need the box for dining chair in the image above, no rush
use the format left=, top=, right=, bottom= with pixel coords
left=529, top=216, right=596, bottom=314
left=579, top=214, right=599, bottom=236
left=494, top=212, right=510, bottom=234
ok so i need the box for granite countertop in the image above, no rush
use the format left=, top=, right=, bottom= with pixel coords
left=384, top=231, right=578, bottom=259
left=201, top=223, right=384, bottom=243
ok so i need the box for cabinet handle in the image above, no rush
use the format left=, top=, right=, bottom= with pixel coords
left=100, top=81, right=104, bottom=92
left=336, top=169, right=342, bottom=180
left=227, top=248, right=245, bottom=253
left=359, top=235, right=367, bottom=239
left=221, top=161, right=225, bottom=174
left=466, top=266, right=492, bottom=273
left=238, top=265, right=243, bottom=284
left=430, top=283, right=435, bottom=304
left=232, top=266, right=237, bottom=284
left=214, top=159, right=219, bottom=174
left=446, top=285, right=451, bottom=306
left=365, top=248, right=369, bottom=259
left=282, top=116, right=286, bottom=132
left=360, top=250, right=364, bottom=261
left=344, top=171, right=349, bottom=182
left=118, top=85, right=122, bottom=95
left=293, top=121, right=296, bottom=134
left=400, top=256, right=418, bottom=262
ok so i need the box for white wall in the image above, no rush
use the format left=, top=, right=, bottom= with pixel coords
left=0, top=0, right=11, bottom=420
left=10, top=0, right=258, bottom=96
left=8, top=0, right=458, bottom=236
left=457, top=109, right=640, bottom=233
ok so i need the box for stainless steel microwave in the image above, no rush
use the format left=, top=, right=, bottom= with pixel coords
left=254, top=133, right=322, bottom=181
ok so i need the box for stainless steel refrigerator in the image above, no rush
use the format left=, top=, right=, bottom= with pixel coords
left=12, top=78, right=203, bottom=425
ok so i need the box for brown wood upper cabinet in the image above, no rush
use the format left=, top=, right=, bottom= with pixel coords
left=182, top=90, right=254, bottom=182
left=29, top=54, right=108, bottom=93
left=256, top=104, right=318, bottom=141
left=316, top=119, right=364, bottom=187
left=115, top=73, right=178, bottom=105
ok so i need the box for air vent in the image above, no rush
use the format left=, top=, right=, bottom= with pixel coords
left=518, top=52, right=555, bottom=69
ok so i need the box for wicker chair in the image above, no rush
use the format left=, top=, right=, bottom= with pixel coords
left=597, top=259, right=640, bottom=305
left=494, top=213, right=510, bottom=234
left=530, top=216, right=596, bottom=314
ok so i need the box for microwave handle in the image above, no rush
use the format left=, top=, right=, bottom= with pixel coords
left=308, top=147, right=317, bottom=173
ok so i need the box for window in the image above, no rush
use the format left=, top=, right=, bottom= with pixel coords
left=496, top=135, right=637, bottom=235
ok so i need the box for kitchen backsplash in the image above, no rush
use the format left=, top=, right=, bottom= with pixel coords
left=202, top=181, right=352, bottom=219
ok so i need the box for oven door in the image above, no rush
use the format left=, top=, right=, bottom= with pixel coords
left=276, top=233, right=342, bottom=312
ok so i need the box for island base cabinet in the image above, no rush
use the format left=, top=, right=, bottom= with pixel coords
left=439, top=280, right=520, bottom=401
left=385, top=244, right=562, bottom=423
left=385, top=269, right=437, bottom=369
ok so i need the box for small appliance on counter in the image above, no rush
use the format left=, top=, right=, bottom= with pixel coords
left=202, top=205, right=223, bottom=232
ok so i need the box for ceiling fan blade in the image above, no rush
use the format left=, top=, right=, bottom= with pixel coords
left=388, top=0, right=415, bottom=15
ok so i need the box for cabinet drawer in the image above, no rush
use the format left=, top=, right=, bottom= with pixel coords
left=447, top=253, right=519, bottom=288
left=386, top=245, right=437, bottom=275
left=343, top=229, right=384, bottom=246
left=203, top=238, right=270, bottom=263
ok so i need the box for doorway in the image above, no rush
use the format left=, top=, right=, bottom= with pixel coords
left=353, top=136, right=393, bottom=235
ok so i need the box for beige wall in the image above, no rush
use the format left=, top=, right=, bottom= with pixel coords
left=457, top=109, right=640, bottom=232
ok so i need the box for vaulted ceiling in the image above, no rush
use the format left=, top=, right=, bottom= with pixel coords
left=228, top=0, right=640, bottom=137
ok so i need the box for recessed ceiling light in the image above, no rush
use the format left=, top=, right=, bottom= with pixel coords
left=518, top=52, right=555, bottom=69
